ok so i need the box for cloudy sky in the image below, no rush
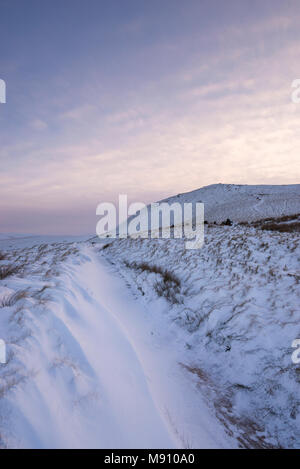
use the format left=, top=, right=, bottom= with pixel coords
left=0, top=0, right=300, bottom=234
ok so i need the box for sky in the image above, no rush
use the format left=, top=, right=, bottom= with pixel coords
left=0, top=0, right=300, bottom=235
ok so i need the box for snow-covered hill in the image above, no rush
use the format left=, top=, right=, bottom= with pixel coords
left=160, top=183, right=300, bottom=223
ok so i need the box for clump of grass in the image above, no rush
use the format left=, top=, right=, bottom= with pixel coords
left=246, top=214, right=300, bottom=232
left=59, top=246, right=80, bottom=261
left=260, top=222, right=300, bottom=233
left=0, top=264, right=21, bottom=280
left=0, top=290, right=29, bottom=308
left=125, top=261, right=181, bottom=286
left=124, top=261, right=182, bottom=304
left=37, top=243, right=48, bottom=253
left=0, top=373, right=27, bottom=399
left=154, top=278, right=182, bottom=304
left=0, top=251, right=7, bottom=261
left=32, top=285, right=51, bottom=296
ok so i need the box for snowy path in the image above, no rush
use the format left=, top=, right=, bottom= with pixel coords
left=3, top=245, right=231, bottom=449
left=53, top=248, right=177, bottom=448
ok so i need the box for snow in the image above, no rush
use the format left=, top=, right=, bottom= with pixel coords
left=0, top=234, right=91, bottom=251
left=160, top=183, right=300, bottom=223
left=0, top=183, right=299, bottom=448
left=101, top=224, right=300, bottom=448
left=0, top=240, right=231, bottom=448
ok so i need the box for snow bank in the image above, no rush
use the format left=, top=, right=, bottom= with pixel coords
left=0, top=240, right=230, bottom=448
left=100, top=223, right=300, bottom=448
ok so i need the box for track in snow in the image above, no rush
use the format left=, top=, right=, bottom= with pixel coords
left=2, top=245, right=231, bottom=449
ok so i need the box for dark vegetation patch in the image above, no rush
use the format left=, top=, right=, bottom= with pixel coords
left=0, top=290, right=29, bottom=308
left=240, top=214, right=300, bottom=232
left=124, top=260, right=182, bottom=304
left=0, top=251, right=7, bottom=261
left=221, top=218, right=233, bottom=226
left=260, top=222, right=300, bottom=233
left=0, top=264, right=22, bottom=280
left=102, top=243, right=112, bottom=250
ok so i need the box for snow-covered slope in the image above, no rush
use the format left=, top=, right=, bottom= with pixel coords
left=0, top=184, right=299, bottom=449
left=0, top=234, right=91, bottom=251
left=160, top=183, right=300, bottom=223
left=101, top=224, right=300, bottom=449
left=96, top=183, right=300, bottom=448
left=0, top=239, right=231, bottom=448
